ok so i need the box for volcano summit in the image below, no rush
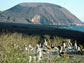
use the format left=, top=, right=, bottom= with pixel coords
left=0, top=3, right=82, bottom=26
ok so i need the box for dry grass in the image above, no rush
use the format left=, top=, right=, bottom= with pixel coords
left=0, top=32, right=84, bottom=63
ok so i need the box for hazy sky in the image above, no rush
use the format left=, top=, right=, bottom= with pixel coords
left=0, top=0, right=84, bottom=22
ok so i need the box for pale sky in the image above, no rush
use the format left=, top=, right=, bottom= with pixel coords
left=0, top=0, right=84, bottom=22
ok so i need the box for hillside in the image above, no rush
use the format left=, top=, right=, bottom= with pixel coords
left=0, top=3, right=82, bottom=26
left=0, top=32, right=84, bottom=63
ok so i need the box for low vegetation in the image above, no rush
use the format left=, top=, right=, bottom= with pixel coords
left=0, top=32, right=84, bottom=63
